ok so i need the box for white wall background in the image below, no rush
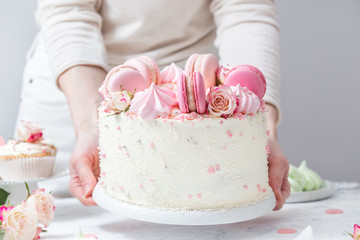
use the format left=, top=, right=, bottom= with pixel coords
left=0, top=1, right=359, bottom=181
left=276, top=1, right=360, bottom=182
left=0, top=1, right=37, bottom=137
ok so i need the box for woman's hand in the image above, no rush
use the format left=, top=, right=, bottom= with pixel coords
left=58, top=65, right=106, bottom=206
left=265, top=104, right=290, bottom=210
left=69, top=126, right=100, bottom=206
left=268, top=136, right=290, bottom=210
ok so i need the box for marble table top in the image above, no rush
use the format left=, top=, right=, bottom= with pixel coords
left=43, top=182, right=359, bottom=240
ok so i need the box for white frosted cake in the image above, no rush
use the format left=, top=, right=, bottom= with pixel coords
left=98, top=55, right=271, bottom=211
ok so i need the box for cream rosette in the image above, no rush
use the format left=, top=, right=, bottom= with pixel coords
left=231, top=84, right=261, bottom=114
left=159, top=63, right=184, bottom=84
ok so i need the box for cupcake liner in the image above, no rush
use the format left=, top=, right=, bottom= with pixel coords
left=0, top=156, right=56, bottom=181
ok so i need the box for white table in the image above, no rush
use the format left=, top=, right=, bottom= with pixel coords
left=44, top=182, right=359, bottom=240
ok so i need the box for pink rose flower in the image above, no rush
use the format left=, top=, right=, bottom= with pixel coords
left=110, top=91, right=131, bottom=111
left=353, top=224, right=360, bottom=240
left=104, top=90, right=131, bottom=112
left=17, top=120, right=43, bottom=143
left=207, top=85, right=236, bottom=117
left=217, top=65, right=231, bottom=84
left=1, top=202, right=38, bottom=240
left=0, top=205, right=15, bottom=222
left=26, top=188, right=55, bottom=227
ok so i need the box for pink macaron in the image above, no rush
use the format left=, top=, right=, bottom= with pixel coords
left=224, top=65, right=266, bottom=100
left=177, top=72, right=206, bottom=114
left=104, top=65, right=148, bottom=94
left=124, top=56, right=160, bottom=86
left=184, top=53, right=219, bottom=90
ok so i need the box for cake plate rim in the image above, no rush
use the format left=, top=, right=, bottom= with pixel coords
left=93, top=183, right=276, bottom=226
left=286, top=180, right=335, bottom=203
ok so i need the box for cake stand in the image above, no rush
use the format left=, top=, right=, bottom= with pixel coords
left=93, top=183, right=276, bottom=225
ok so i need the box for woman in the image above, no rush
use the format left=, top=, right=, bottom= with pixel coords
left=16, top=0, right=290, bottom=209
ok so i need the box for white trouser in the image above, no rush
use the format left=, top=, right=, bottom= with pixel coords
left=15, top=34, right=75, bottom=196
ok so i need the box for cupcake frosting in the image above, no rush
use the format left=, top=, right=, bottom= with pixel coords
left=0, top=120, right=57, bottom=157
left=0, top=121, right=57, bottom=181
left=0, top=139, right=56, bottom=157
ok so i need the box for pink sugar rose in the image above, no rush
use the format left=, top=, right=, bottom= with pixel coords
left=110, top=90, right=131, bottom=111
left=207, top=85, right=236, bottom=117
left=27, top=132, right=43, bottom=143
left=26, top=188, right=55, bottom=227
left=17, top=120, right=43, bottom=143
left=105, top=90, right=131, bottom=112
left=1, top=202, right=38, bottom=240
left=207, top=85, right=236, bottom=116
left=353, top=224, right=360, bottom=240
left=216, top=65, right=231, bottom=84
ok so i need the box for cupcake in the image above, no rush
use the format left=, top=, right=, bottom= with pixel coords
left=0, top=120, right=57, bottom=181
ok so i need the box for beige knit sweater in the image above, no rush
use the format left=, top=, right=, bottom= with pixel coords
left=36, top=0, right=281, bottom=116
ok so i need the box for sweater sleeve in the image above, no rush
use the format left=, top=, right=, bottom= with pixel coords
left=210, top=0, right=282, bottom=124
left=36, top=0, right=107, bottom=81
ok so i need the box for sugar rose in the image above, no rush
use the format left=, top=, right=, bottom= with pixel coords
left=2, top=202, right=38, bottom=240
left=106, top=90, right=131, bottom=112
left=207, top=85, right=236, bottom=117
left=17, top=120, right=43, bottom=143
left=26, top=188, right=55, bottom=227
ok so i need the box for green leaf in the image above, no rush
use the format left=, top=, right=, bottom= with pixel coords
left=76, top=228, right=85, bottom=237
left=106, top=112, right=121, bottom=117
left=346, top=231, right=353, bottom=238
left=123, top=105, right=130, bottom=113
left=25, top=182, right=31, bottom=199
left=130, top=88, right=136, bottom=100
left=0, top=188, right=10, bottom=205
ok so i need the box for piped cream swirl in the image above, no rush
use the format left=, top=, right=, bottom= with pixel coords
left=159, top=63, right=184, bottom=84
left=231, top=84, right=260, bottom=114
left=129, top=83, right=178, bottom=119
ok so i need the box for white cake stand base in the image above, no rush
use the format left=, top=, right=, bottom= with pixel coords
left=93, top=183, right=276, bottom=226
